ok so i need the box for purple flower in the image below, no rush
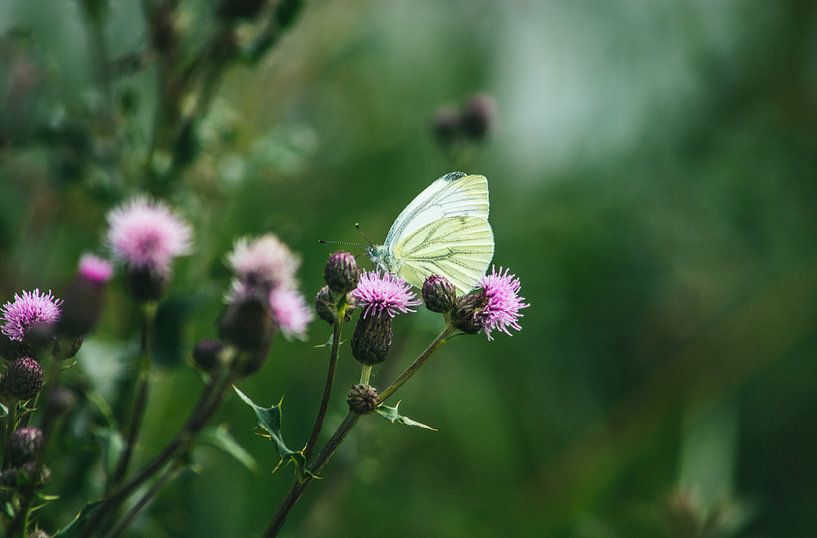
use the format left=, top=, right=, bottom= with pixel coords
left=1, top=289, right=62, bottom=342
left=351, top=271, right=420, bottom=319
left=269, top=287, right=313, bottom=341
left=477, top=266, right=529, bottom=340
left=106, top=197, right=192, bottom=275
left=227, top=234, right=300, bottom=290
left=78, top=253, right=114, bottom=284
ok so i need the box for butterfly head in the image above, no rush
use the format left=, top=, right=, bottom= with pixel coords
left=366, top=244, right=399, bottom=274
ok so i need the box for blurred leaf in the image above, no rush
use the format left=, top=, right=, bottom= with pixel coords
left=200, top=424, right=258, bottom=472
left=376, top=402, right=437, bottom=431
left=233, top=386, right=315, bottom=482
left=53, top=500, right=102, bottom=538
left=92, top=426, right=124, bottom=479
left=154, top=293, right=210, bottom=368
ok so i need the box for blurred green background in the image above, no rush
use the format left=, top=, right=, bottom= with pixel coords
left=2, top=0, right=817, bottom=536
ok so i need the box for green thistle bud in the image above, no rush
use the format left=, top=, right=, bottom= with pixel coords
left=315, top=286, right=335, bottom=325
left=126, top=265, right=167, bottom=303
left=46, top=387, right=76, bottom=417
left=347, top=383, right=378, bottom=414
left=450, top=289, right=488, bottom=334
left=219, top=294, right=275, bottom=353
left=8, top=427, right=44, bottom=466
left=324, top=252, right=360, bottom=295
left=192, top=339, right=223, bottom=373
left=422, top=274, right=457, bottom=313
left=351, top=314, right=392, bottom=365
left=3, top=358, right=43, bottom=400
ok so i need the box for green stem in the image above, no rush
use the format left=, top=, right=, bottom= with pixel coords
left=109, top=303, right=156, bottom=490
left=2, top=401, right=18, bottom=469
left=83, top=366, right=234, bottom=536
left=359, top=364, right=372, bottom=385
left=304, top=302, right=347, bottom=462
left=263, top=325, right=454, bottom=537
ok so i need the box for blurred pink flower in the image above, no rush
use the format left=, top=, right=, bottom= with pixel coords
left=106, top=197, right=192, bottom=275
left=269, top=287, right=313, bottom=341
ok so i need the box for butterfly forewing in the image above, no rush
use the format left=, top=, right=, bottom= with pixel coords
left=393, top=216, right=494, bottom=293
left=384, top=173, right=490, bottom=248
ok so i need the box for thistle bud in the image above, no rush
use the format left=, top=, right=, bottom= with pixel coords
left=450, top=290, right=488, bottom=335
left=57, top=255, right=112, bottom=338
left=347, top=383, right=378, bottom=414
left=46, top=386, right=76, bottom=417
left=323, top=252, right=360, bottom=295
left=0, top=334, right=23, bottom=361
left=3, top=358, right=43, bottom=400
left=315, top=286, right=335, bottom=325
left=422, top=274, right=457, bottom=313
left=431, top=106, right=461, bottom=147
left=24, top=322, right=56, bottom=356
left=192, top=339, right=223, bottom=373
left=219, top=294, right=275, bottom=353
left=460, top=94, right=496, bottom=141
left=8, top=427, right=44, bottom=466
left=235, top=344, right=271, bottom=378
left=126, top=265, right=167, bottom=303
left=351, top=314, right=392, bottom=365
left=0, top=462, right=51, bottom=489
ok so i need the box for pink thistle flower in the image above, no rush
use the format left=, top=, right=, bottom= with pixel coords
left=227, top=234, right=300, bottom=290
left=1, top=289, right=62, bottom=342
left=351, top=271, right=420, bottom=319
left=78, top=253, right=114, bottom=284
left=106, top=197, right=192, bottom=275
left=476, top=266, right=529, bottom=340
left=269, top=287, right=313, bottom=341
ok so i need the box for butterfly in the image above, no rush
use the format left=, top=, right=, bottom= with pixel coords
left=367, top=171, right=494, bottom=294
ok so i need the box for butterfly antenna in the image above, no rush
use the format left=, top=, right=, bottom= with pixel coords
left=318, top=240, right=366, bottom=248
left=355, top=223, right=375, bottom=249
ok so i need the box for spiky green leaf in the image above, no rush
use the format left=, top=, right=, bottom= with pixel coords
left=376, top=402, right=437, bottom=431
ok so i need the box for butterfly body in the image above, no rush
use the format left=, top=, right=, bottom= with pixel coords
left=368, top=172, right=494, bottom=294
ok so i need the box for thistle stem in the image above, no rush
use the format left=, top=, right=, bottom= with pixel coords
left=104, top=461, right=183, bottom=538
left=110, top=303, right=156, bottom=489
left=263, top=325, right=454, bottom=537
left=359, top=364, right=372, bottom=385
left=84, top=362, right=234, bottom=536
left=304, top=303, right=346, bottom=462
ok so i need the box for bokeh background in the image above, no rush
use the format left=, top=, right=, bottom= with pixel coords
left=2, top=0, right=817, bottom=536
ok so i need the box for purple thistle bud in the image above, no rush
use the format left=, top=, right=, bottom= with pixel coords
left=269, top=287, right=313, bottom=341
left=324, top=251, right=360, bottom=295
left=477, top=266, right=529, bottom=339
left=58, top=254, right=112, bottom=337
left=227, top=234, right=300, bottom=291
left=461, top=93, right=496, bottom=142
left=78, top=254, right=114, bottom=285
left=315, top=286, right=335, bottom=325
left=2, top=357, right=43, bottom=400
left=347, top=383, right=378, bottom=414
left=351, top=313, right=392, bottom=365
left=106, top=196, right=192, bottom=276
left=192, top=339, right=224, bottom=373
left=431, top=105, right=462, bottom=147
left=8, top=426, right=44, bottom=466
left=451, top=266, right=528, bottom=339
left=422, top=274, right=457, bottom=313
left=350, top=271, right=420, bottom=319
left=1, top=289, right=62, bottom=343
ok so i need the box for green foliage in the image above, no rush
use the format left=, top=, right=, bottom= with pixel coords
left=199, top=424, right=258, bottom=473
left=375, top=402, right=437, bottom=431
left=233, top=387, right=315, bottom=482
left=52, top=501, right=102, bottom=538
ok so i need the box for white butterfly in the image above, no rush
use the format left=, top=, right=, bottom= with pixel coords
left=367, top=171, right=494, bottom=294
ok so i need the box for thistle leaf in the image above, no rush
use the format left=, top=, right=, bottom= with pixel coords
left=199, top=424, right=258, bottom=472
left=376, top=402, right=437, bottom=431
left=233, top=386, right=316, bottom=482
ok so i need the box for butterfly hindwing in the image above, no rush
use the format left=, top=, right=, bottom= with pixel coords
left=392, top=216, right=494, bottom=293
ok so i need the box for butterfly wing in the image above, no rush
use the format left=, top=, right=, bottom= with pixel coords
left=384, top=172, right=490, bottom=248
left=392, top=216, right=494, bottom=293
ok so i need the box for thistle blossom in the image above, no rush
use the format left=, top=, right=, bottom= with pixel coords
left=269, top=287, right=313, bottom=341
left=227, top=234, right=300, bottom=290
left=106, top=197, right=192, bottom=275
left=78, top=253, right=114, bottom=284
left=477, top=266, right=529, bottom=340
left=1, top=289, right=62, bottom=342
left=351, top=271, right=420, bottom=319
